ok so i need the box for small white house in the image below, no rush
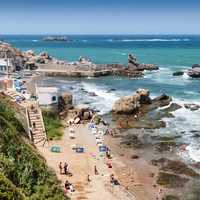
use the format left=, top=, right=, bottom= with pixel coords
left=36, top=87, right=58, bottom=106
left=0, top=58, right=14, bottom=74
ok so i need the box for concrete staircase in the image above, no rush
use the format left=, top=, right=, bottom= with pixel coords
left=28, top=105, right=47, bottom=146
left=5, top=90, right=47, bottom=146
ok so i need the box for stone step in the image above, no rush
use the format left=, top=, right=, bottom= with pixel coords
left=32, top=130, right=44, bottom=134
left=30, top=118, right=42, bottom=122
left=32, top=129, right=44, bottom=133
left=33, top=134, right=46, bottom=138
left=33, top=136, right=46, bottom=141
left=29, top=114, right=41, bottom=118
left=34, top=138, right=46, bottom=144
left=32, top=125, right=43, bottom=128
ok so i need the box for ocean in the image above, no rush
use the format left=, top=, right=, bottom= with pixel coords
left=2, top=34, right=200, bottom=162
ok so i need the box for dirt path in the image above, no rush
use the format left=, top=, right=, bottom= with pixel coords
left=37, top=124, right=135, bottom=200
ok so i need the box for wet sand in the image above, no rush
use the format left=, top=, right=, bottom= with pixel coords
left=104, top=133, right=166, bottom=200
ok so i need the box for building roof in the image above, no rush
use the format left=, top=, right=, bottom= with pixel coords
left=37, top=87, right=58, bottom=93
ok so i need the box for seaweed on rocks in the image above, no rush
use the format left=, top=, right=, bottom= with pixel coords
left=157, top=172, right=189, bottom=188
left=120, top=134, right=143, bottom=148
left=152, top=158, right=200, bottom=177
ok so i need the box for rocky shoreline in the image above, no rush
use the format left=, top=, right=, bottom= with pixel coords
left=0, top=42, right=158, bottom=78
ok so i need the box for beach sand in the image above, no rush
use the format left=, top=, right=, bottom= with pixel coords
left=37, top=124, right=136, bottom=200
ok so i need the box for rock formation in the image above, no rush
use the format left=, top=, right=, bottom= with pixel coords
left=0, top=42, right=25, bottom=70
left=58, top=92, right=73, bottom=112
left=112, top=89, right=173, bottom=129
left=112, top=88, right=152, bottom=114
left=188, top=66, right=200, bottom=78
left=173, top=71, right=184, bottom=76
left=128, top=53, right=159, bottom=71
left=184, top=103, right=200, bottom=111
left=187, top=64, right=200, bottom=78
left=42, top=36, right=69, bottom=42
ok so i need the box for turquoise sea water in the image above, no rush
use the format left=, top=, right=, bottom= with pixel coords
left=3, top=35, right=200, bottom=100
left=2, top=35, right=200, bottom=161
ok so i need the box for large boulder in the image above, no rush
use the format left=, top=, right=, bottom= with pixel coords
left=173, top=71, right=184, bottom=76
left=58, top=92, right=73, bottom=112
left=113, top=90, right=172, bottom=115
left=192, top=64, right=200, bottom=68
left=136, top=88, right=152, bottom=104
left=188, top=67, right=200, bottom=78
left=113, top=88, right=151, bottom=114
left=113, top=95, right=140, bottom=114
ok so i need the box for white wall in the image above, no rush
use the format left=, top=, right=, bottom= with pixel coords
left=38, top=92, right=58, bottom=105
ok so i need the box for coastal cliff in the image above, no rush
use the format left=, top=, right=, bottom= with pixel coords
left=0, top=98, right=66, bottom=199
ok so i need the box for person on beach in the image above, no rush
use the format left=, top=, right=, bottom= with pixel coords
left=110, top=174, right=120, bottom=185
left=64, top=180, right=70, bottom=190
left=87, top=174, right=91, bottom=182
left=94, top=165, right=99, bottom=175
left=106, top=147, right=111, bottom=159
left=64, top=162, right=68, bottom=175
left=59, top=162, right=63, bottom=174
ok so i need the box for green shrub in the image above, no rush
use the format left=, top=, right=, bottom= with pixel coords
left=0, top=101, right=66, bottom=199
left=42, top=110, right=63, bottom=140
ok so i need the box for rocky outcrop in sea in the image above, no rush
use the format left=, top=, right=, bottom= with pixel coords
left=112, top=89, right=176, bottom=129
left=187, top=64, right=200, bottom=78
left=42, top=36, right=69, bottom=42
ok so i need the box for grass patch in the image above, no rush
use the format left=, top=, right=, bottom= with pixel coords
left=42, top=109, right=64, bottom=140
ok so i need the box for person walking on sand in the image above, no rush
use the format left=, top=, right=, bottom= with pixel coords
left=94, top=165, right=99, bottom=175
left=59, top=162, right=63, bottom=174
left=64, top=162, right=68, bottom=175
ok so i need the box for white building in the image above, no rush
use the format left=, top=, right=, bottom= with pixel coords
left=36, top=87, right=58, bottom=106
left=0, top=58, right=14, bottom=74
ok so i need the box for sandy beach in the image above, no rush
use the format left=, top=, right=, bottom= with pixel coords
left=37, top=124, right=137, bottom=200
left=37, top=123, right=166, bottom=200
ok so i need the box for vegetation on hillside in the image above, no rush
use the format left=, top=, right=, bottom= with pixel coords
left=42, top=109, right=64, bottom=140
left=0, top=100, right=66, bottom=200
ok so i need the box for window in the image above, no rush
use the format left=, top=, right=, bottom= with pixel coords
left=52, top=96, right=57, bottom=102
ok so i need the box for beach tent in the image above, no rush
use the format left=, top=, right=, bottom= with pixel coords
left=50, top=145, right=61, bottom=153
left=76, top=147, right=84, bottom=153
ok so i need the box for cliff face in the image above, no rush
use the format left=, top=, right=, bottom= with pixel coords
left=0, top=100, right=66, bottom=200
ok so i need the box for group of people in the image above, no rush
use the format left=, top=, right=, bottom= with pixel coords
left=59, top=162, right=72, bottom=176
left=64, top=180, right=75, bottom=194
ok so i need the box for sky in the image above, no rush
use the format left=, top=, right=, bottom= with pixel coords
left=0, top=0, right=200, bottom=34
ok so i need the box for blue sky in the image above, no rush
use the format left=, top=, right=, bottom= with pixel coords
left=0, top=0, right=200, bottom=34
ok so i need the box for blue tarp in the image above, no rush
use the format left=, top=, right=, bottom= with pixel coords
left=76, top=147, right=84, bottom=153
left=99, top=145, right=107, bottom=152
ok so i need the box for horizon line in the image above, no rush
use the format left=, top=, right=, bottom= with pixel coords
left=1, top=33, right=200, bottom=36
